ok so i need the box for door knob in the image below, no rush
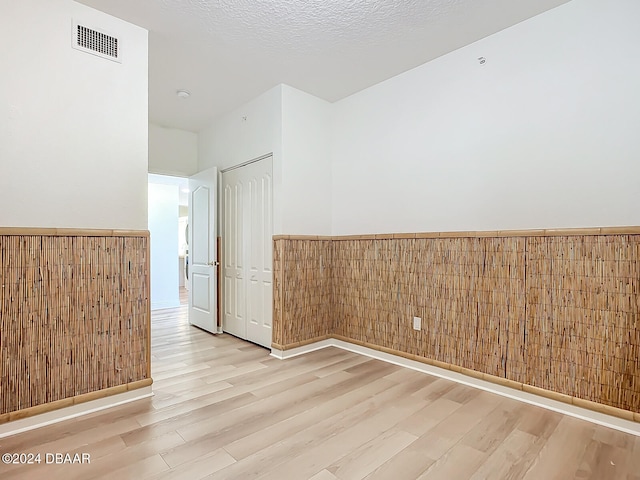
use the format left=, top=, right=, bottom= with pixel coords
left=208, top=261, right=220, bottom=266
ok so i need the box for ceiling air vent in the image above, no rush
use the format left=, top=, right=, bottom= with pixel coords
left=72, top=21, right=121, bottom=63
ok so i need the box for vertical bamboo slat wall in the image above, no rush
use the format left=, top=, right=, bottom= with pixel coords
left=524, top=235, right=639, bottom=410
left=273, top=239, right=333, bottom=348
left=273, top=231, right=640, bottom=414
left=332, top=237, right=526, bottom=379
left=0, top=231, right=150, bottom=418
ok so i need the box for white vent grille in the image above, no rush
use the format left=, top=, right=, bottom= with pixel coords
left=72, top=21, right=121, bottom=63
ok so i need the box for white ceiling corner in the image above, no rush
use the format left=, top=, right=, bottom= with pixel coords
left=77, top=0, right=571, bottom=133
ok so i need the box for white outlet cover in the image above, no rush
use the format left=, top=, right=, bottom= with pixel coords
left=413, top=316, right=421, bottom=330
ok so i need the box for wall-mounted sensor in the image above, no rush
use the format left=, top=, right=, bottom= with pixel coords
left=176, top=90, right=191, bottom=99
left=478, top=57, right=486, bottom=65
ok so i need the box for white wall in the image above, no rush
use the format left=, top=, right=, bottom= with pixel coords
left=148, top=182, right=180, bottom=310
left=0, top=0, right=148, bottom=230
left=331, top=0, right=640, bottom=235
left=198, top=84, right=333, bottom=235
left=281, top=85, right=332, bottom=235
left=198, top=85, right=284, bottom=233
left=198, top=86, right=282, bottom=172
left=149, top=123, right=198, bottom=177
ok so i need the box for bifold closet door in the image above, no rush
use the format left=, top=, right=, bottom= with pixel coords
left=222, top=157, right=273, bottom=348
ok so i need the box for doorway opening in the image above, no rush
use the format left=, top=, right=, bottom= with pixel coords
left=148, top=173, right=189, bottom=310
left=147, top=158, right=273, bottom=350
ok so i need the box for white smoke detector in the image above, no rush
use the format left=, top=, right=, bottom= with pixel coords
left=176, top=90, right=191, bottom=99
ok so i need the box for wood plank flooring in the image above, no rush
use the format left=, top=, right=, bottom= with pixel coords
left=1, top=304, right=639, bottom=479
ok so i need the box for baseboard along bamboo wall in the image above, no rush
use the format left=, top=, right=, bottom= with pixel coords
left=272, top=228, right=640, bottom=415
left=0, top=229, right=151, bottom=423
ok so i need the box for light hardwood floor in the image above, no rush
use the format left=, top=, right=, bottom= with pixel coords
left=1, top=304, right=639, bottom=479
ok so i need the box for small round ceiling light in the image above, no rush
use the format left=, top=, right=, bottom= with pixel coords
left=176, top=89, right=191, bottom=99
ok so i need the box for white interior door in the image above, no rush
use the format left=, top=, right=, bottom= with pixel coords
left=246, top=160, right=273, bottom=347
left=222, top=157, right=273, bottom=348
left=188, top=167, right=218, bottom=334
left=222, top=168, right=246, bottom=340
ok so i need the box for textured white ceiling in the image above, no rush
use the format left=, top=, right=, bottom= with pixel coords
left=77, top=0, right=571, bottom=132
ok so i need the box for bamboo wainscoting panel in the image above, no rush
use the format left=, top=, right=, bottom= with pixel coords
left=273, top=229, right=640, bottom=415
left=272, top=238, right=332, bottom=348
left=524, top=235, right=640, bottom=412
left=333, top=237, right=526, bottom=380
left=0, top=230, right=150, bottom=420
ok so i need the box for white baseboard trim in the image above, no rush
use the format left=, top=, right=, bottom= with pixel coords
left=271, top=339, right=640, bottom=437
left=0, top=386, right=154, bottom=439
left=270, top=339, right=335, bottom=360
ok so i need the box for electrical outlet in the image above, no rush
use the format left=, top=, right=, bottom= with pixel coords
left=413, top=316, right=421, bottom=331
